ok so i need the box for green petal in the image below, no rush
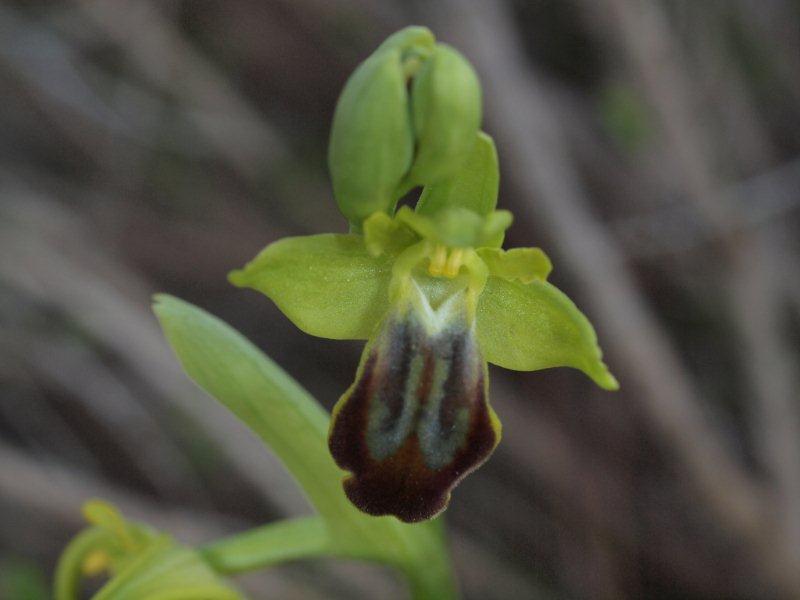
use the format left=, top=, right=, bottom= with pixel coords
left=229, top=234, right=392, bottom=340
left=416, top=131, right=499, bottom=217
left=363, top=211, right=416, bottom=256
left=395, top=205, right=512, bottom=249
left=376, top=26, right=435, bottom=55
left=477, top=276, right=618, bottom=390
left=477, top=247, right=553, bottom=283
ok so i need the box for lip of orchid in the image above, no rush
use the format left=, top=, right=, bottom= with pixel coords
left=328, top=280, right=499, bottom=523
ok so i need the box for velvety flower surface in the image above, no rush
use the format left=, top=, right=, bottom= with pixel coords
left=230, top=203, right=617, bottom=522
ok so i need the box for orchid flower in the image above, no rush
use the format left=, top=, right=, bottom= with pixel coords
left=230, top=136, right=617, bottom=523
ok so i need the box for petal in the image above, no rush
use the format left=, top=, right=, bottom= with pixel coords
left=416, top=131, right=499, bottom=217
left=477, top=247, right=553, bottom=283
left=329, top=286, right=501, bottom=522
left=395, top=205, right=440, bottom=241
left=363, top=211, right=417, bottom=256
left=395, top=205, right=512, bottom=249
left=477, top=276, right=619, bottom=390
left=229, top=234, right=392, bottom=340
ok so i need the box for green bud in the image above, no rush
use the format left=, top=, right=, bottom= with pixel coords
left=54, top=500, right=240, bottom=600
left=376, top=25, right=435, bottom=56
left=408, top=44, right=482, bottom=185
left=329, top=45, right=418, bottom=226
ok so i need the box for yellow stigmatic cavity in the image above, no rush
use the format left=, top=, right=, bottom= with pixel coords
left=428, top=244, right=447, bottom=276
left=444, top=248, right=464, bottom=277
left=428, top=245, right=465, bottom=279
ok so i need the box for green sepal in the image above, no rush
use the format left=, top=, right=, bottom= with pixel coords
left=328, top=47, right=414, bottom=226
left=396, top=205, right=512, bottom=249
left=416, top=131, right=499, bottom=218
left=228, top=234, right=393, bottom=340
left=407, top=44, right=482, bottom=185
left=363, top=211, right=417, bottom=257
left=376, top=25, right=435, bottom=58
left=477, top=247, right=553, bottom=283
left=476, top=276, right=619, bottom=390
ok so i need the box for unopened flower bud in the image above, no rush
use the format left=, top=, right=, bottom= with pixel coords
left=328, top=28, right=435, bottom=227
left=407, top=44, right=482, bottom=185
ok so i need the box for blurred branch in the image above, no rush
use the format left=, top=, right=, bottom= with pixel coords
left=0, top=362, right=103, bottom=476
left=0, top=184, right=309, bottom=517
left=0, top=441, right=338, bottom=600
left=586, top=0, right=800, bottom=581
left=734, top=0, right=800, bottom=106
left=583, top=0, right=735, bottom=240
left=426, top=0, right=767, bottom=551
left=0, top=5, right=141, bottom=169
left=0, top=441, right=237, bottom=543
left=612, top=156, right=800, bottom=259
left=0, top=326, right=210, bottom=503
left=73, top=0, right=294, bottom=181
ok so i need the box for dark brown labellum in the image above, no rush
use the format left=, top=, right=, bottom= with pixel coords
left=328, top=301, right=500, bottom=522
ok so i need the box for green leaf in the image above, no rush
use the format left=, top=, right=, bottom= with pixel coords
left=152, top=296, right=456, bottom=598
left=477, top=247, right=552, bottom=283
left=416, top=131, right=499, bottom=217
left=1, top=559, right=49, bottom=600
left=228, top=234, right=392, bottom=340
left=154, top=295, right=347, bottom=519
left=201, top=517, right=331, bottom=575
left=476, top=277, right=618, bottom=390
left=395, top=206, right=512, bottom=249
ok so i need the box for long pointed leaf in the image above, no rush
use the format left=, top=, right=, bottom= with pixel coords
left=152, top=295, right=455, bottom=598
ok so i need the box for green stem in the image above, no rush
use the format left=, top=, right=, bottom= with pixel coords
left=407, top=566, right=459, bottom=600
left=401, top=519, right=458, bottom=600
left=199, top=516, right=458, bottom=599
left=200, top=517, right=332, bottom=575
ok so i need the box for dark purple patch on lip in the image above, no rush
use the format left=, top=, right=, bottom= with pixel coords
left=328, top=308, right=501, bottom=523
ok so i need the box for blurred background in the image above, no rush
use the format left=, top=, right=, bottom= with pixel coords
left=1, top=1, right=799, bottom=598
